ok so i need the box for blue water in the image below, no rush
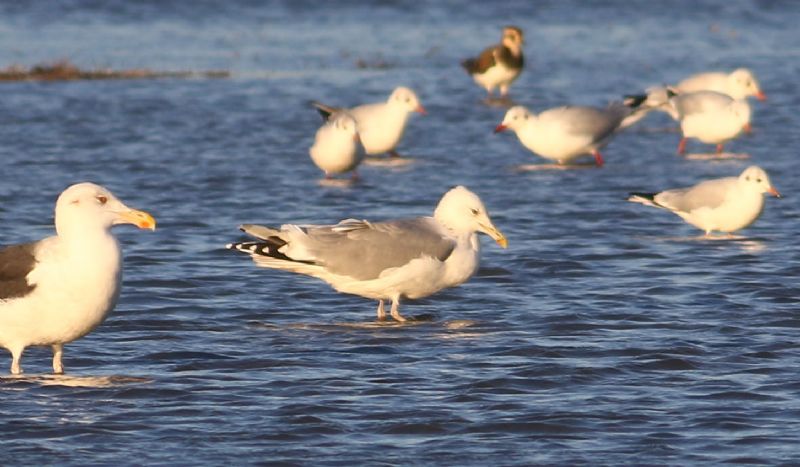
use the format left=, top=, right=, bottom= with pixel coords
left=2, top=0, right=800, bottom=464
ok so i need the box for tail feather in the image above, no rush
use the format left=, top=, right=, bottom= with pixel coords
left=623, top=94, right=647, bottom=109
left=627, top=192, right=661, bottom=208
left=460, top=58, right=477, bottom=74
left=310, top=101, right=337, bottom=120
left=240, top=223, right=280, bottom=240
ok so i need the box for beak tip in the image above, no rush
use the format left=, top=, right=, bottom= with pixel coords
left=494, top=124, right=506, bottom=134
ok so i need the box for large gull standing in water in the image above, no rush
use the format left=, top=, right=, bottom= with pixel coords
left=226, top=186, right=507, bottom=322
left=0, top=182, right=155, bottom=375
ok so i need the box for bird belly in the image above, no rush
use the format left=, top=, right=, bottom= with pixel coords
left=355, top=113, right=407, bottom=155
left=473, top=63, right=520, bottom=90
left=521, top=126, right=593, bottom=162
left=682, top=196, right=765, bottom=233
left=310, top=139, right=362, bottom=174
left=682, top=112, right=744, bottom=144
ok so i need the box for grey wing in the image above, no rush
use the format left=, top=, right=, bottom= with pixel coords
left=304, top=217, right=456, bottom=281
left=561, top=106, right=622, bottom=142
left=0, top=241, right=39, bottom=300
left=671, top=91, right=731, bottom=117
left=656, top=177, right=736, bottom=212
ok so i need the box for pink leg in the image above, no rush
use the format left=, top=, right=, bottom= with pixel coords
left=592, top=150, right=605, bottom=167
left=716, top=143, right=724, bottom=154
left=677, top=138, right=687, bottom=155
left=350, top=170, right=360, bottom=181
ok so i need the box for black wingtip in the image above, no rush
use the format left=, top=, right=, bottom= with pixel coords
left=666, top=88, right=679, bottom=98
left=628, top=192, right=657, bottom=202
left=623, top=94, right=647, bottom=108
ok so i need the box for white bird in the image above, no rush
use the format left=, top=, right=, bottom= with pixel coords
left=461, top=26, right=525, bottom=98
left=675, top=68, right=766, bottom=101
left=628, top=166, right=780, bottom=235
left=227, top=186, right=507, bottom=323
left=668, top=90, right=751, bottom=155
left=311, top=86, right=426, bottom=158
left=494, top=102, right=641, bottom=166
left=309, top=112, right=364, bottom=179
left=0, top=183, right=155, bottom=375
left=621, top=68, right=765, bottom=129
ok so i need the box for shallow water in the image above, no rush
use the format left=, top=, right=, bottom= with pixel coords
left=2, top=0, right=800, bottom=464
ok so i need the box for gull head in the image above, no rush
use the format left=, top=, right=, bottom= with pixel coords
left=389, top=86, right=426, bottom=115
left=730, top=68, right=766, bottom=101
left=495, top=105, right=532, bottom=133
left=434, top=186, right=507, bottom=248
left=55, top=182, right=156, bottom=237
left=739, top=166, right=780, bottom=198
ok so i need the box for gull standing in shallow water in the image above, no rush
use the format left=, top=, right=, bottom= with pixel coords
left=628, top=166, right=780, bottom=236
left=311, top=86, right=426, bottom=158
left=494, top=101, right=642, bottom=167
left=226, top=186, right=507, bottom=323
left=309, top=112, right=364, bottom=180
left=0, top=183, right=155, bottom=375
left=667, top=90, right=751, bottom=155
left=461, top=26, right=525, bottom=98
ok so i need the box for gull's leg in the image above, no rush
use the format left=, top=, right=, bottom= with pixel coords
left=390, top=297, right=407, bottom=323
left=52, top=344, right=64, bottom=374
left=376, top=300, right=387, bottom=321
left=677, top=137, right=687, bottom=155
left=10, top=347, right=23, bottom=375
left=350, top=170, right=360, bottom=181
left=499, top=84, right=509, bottom=97
left=591, top=150, right=605, bottom=167
left=388, top=150, right=401, bottom=158
left=715, top=143, right=724, bottom=154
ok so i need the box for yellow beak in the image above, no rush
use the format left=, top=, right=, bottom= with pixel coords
left=117, top=209, right=156, bottom=231
left=481, top=222, right=508, bottom=249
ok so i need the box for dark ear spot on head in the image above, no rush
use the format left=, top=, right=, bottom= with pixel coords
left=746, top=176, right=751, bottom=181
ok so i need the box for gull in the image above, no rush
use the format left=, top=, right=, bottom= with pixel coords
left=628, top=166, right=780, bottom=235
left=309, top=112, right=364, bottom=179
left=494, top=101, right=642, bottom=167
left=667, top=90, right=751, bottom=155
left=311, top=86, right=426, bottom=158
left=461, top=26, right=525, bottom=98
left=226, top=186, right=507, bottom=322
left=0, top=183, right=155, bottom=375
left=675, top=68, right=766, bottom=101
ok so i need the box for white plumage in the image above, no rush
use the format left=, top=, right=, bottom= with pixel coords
left=0, top=182, right=155, bottom=375
left=312, top=86, right=426, bottom=157
left=309, top=111, right=364, bottom=179
left=628, top=166, right=780, bottom=235
left=227, top=186, right=507, bottom=322
left=668, top=90, right=751, bottom=155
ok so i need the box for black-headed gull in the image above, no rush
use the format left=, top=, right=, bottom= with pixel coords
left=309, top=112, right=364, bottom=179
left=0, top=183, right=155, bottom=375
left=675, top=68, right=766, bottom=101
left=311, top=86, right=426, bottom=158
left=628, top=166, right=780, bottom=236
left=668, top=90, right=751, bottom=155
left=461, top=26, right=525, bottom=98
left=227, top=186, right=506, bottom=323
left=494, top=101, right=641, bottom=167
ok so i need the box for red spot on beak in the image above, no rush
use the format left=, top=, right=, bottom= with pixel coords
left=756, top=91, right=767, bottom=102
left=494, top=124, right=507, bottom=133
left=416, top=105, right=427, bottom=115
left=768, top=186, right=781, bottom=198
left=744, top=123, right=753, bottom=134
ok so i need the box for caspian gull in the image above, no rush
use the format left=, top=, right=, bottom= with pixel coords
left=628, top=166, right=780, bottom=235
left=0, top=182, right=155, bottom=375
left=311, top=86, right=426, bottom=158
left=226, top=186, right=507, bottom=322
left=461, top=26, right=525, bottom=98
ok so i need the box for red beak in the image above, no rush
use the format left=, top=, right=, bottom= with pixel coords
left=416, top=105, right=427, bottom=115
left=768, top=186, right=781, bottom=198
left=743, top=122, right=752, bottom=134
left=756, top=91, right=767, bottom=102
left=494, top=124, right=507, bottom=133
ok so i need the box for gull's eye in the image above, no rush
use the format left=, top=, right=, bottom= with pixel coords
left=97, top=195, right=108, bottom=205
left=470, top=208, right=479, bottom=215
left=756, top=178, right=762, bottom=183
